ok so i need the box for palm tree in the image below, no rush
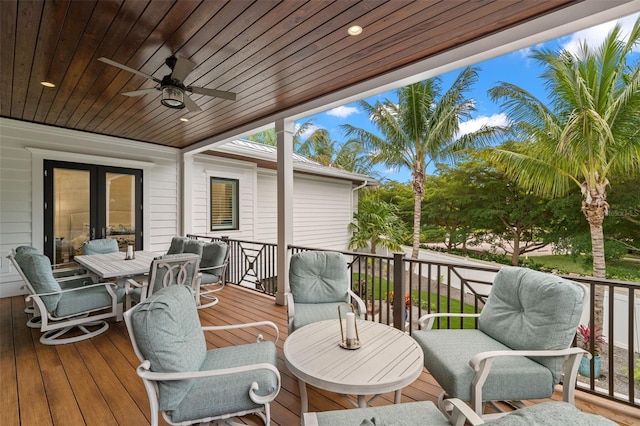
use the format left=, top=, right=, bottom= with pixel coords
left=246, top=120, right=315, bottom=147
left=348, top=196, right=405, bottom=254
left=343, top=68, right=504, bottom=258
left=487, top=20, right=640, bottom=328
left=297, top=128, right=372, bottom=174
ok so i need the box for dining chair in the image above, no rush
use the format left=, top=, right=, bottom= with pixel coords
left=412, top=266, right=589, bottom=420
left=82, top=238, right=119, bottom=255
left=124, top=284, right=281, bottom=426
left=166, top=236, right=189, bottom=254
left=192, top=241, right=229, bottom=309
left=287, top=250, right=366, bottom=334
left=8, top=251, right=124, bottom=345
left=125, top=253, right=200, bottom=310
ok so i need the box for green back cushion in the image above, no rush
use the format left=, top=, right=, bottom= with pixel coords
left=289, top=251, right=349, bottom=303
left=82, top=238, right=119, bottom=255
left=200, top=242, right=228, bottom=280
left=183, top=240, right=203, bottom=256
left=479, top=267, right=584, bottom=381
left=17, top=253, right=62, bottom=311
left=15, top=246, right=40, bottom=254
left=167, top=236, right=189, bottom=254
left=129, top=285, right=207, bottom=410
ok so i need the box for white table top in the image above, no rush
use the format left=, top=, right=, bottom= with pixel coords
left=284, top=319, right=424, bottom=397
left=74, top=250, right=158, bottom=279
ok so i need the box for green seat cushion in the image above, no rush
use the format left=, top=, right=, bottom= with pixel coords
left=129, top=285, right=207, bottom=411
left=55, top=284, right=125, bottom=317
left=412, top=329, right=554, bottom=402
left=486, top=401, right=616, bottom=425
left=169, top=340, right=279, bottom=423
left=289, top=251, right=349, bottom=303
left=479, top=267, right=584, bottom=383
left=15, top=245, right=40, bottom=254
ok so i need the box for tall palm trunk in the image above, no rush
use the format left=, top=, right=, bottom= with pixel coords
left=582, top=182, right=609, bottom=329
left=411, top=163, right=425, bottom=259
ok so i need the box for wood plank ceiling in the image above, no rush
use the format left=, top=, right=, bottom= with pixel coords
left=1, top=0, right=580, bottom=150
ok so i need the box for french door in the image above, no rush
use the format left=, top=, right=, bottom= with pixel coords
left=43, top=160, right=143, bottom=264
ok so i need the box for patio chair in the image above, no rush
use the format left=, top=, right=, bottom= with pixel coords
left=412, top=266, right=589, bottom=420
left=82, top=238, right=119, bottom=255
left=125, top=253, right=200, bottom=310
left=13, top=245, right=86, bottom=323
left=166, top=236, right=189, bottom=254
left=193, top=241, right=229, bottom=309
left=124, top=284, right=281, bottom=426
left=8, top=251, right=124, bottom=345
left=303, top=400, right=615, bottom=426
left=287, top=250, right=366, bottom=334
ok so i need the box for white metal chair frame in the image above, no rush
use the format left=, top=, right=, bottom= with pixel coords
left=7, top=253, right=122, bottom=345
left=417, top=282, right=590, bottom=421
left=125, top=254, right=201, bottom=310
left=124, top=308, right=282, bottom=426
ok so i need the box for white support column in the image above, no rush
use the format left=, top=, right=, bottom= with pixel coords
left=181, top=153, right=192, bottom=236
left=275, top=119, right=294, bottom=305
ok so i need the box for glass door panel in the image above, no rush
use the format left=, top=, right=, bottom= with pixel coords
left=53, top=168, right=91, bottom=264
left=105, top=173, right=136, bottom=251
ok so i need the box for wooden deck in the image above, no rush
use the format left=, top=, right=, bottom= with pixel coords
left=2, top=284, right=638, bottom=425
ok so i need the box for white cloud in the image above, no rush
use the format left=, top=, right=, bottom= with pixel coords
left=562, top=13, right=639, bottom=56
left=457, top=113, right=510, bottom=138
left=326, top=105, right=359, bottom=118
left=295, top=123, right=321, bottom=139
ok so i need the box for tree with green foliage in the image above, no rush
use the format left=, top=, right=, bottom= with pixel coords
left=348, top=195, right=405, bottom=254
left=343, top=68, right=504, bottom=259
left=487, top=20, right=640, bottom=328
left=297, top=128, right=372, bottom=174
left=246, top=120, right=314, bottom=147
left=488, top=20, right=640, bottom=278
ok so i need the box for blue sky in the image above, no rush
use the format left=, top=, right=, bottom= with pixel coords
left=294, top=12, right=639, bottom=183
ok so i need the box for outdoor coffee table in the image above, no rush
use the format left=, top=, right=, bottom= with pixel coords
left=284, top=319, right=424, bottom=416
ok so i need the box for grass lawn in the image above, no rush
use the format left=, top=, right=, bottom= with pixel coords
left=354, top=273, right=479, bottom=329
left=529, top=254, right=640, bottom=282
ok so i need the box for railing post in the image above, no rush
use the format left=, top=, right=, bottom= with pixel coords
left=393, top=252, right=406, bottom=331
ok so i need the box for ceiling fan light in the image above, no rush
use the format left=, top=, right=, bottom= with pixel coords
left=161, top=86, right=185, bottom=109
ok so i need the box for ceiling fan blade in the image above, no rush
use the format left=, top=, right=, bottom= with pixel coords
left=122, top=88, right=159, bottom=97
left=188, top=86, right=236, bottom=101
left=171, top=57, right=196, bottom=82
left=183, top=94, right=202, bottom=112
left=98, top=57, right=161, bottom=83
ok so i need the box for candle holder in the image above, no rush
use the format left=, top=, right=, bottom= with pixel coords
left=125, top=244, right=135, bottom=260
left=338, top=303, right=360, bottom=350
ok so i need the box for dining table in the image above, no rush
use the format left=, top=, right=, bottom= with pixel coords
left=73, top=250, right=158, bottom=285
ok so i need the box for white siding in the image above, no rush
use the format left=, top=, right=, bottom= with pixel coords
left=254, top=169, right=355, bottom=250
left=189, top=155, right=257, bottom=240
left=0, top=118, right=180, bottom=297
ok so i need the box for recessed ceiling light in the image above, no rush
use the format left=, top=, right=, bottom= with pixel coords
left=41, top=81, right=55, bottom=88
left=179, top=117, right=189, bottom=122
left=348, top=25, right=363, bottom=36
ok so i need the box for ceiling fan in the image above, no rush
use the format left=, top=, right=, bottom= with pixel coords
left=97, top=55, right=236, bottom=113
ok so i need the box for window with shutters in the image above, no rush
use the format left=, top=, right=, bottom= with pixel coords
left=210, top=177, right=238, bottom=231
